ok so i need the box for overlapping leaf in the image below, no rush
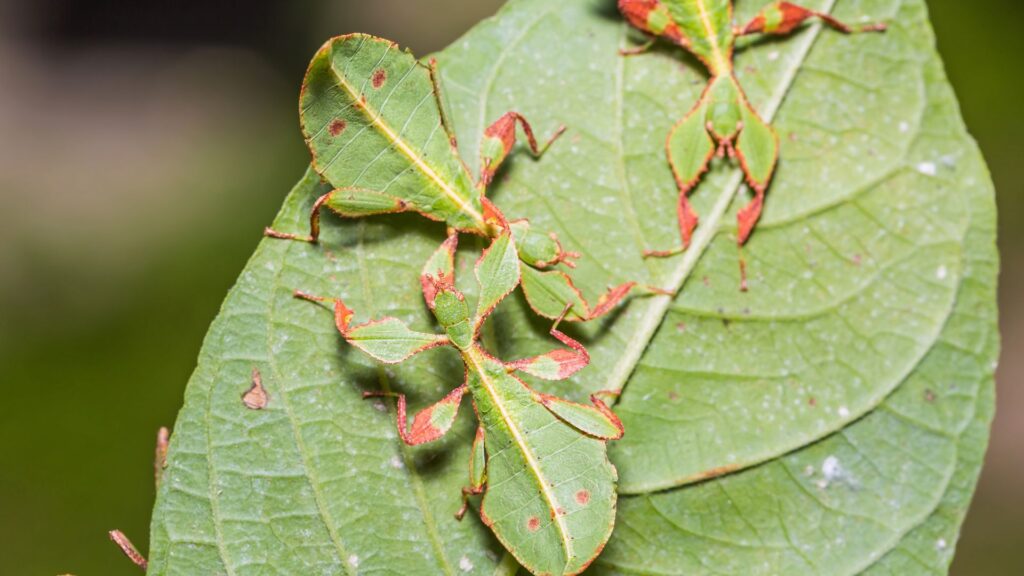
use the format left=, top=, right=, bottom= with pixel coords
left=147, top=0, right=997, bottom=574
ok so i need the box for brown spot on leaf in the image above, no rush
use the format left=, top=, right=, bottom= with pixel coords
left=527, top=516, right=541, bottom=532
left=924, top=389, right=936, bottom=403
left=372, top=68, right=387, bottom=89
left=668, top=391, right=679, bottom=401
left=575, top=489, right=590, bottom=505
left=328, top=119, right=347, bottom=137
left=675, top=322, right=687, bottom=333
left=693, top=464, right=741, bottom=481
left=808, top=397, right=817, bottom=407
left=243, top=368, right=269, bottom=410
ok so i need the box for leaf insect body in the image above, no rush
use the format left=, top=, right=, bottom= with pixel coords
left=296, top=228, right=623, bottom=576
left=618, top=0, right=886, bottom=259
left=267, top=33, right=645, bottom=322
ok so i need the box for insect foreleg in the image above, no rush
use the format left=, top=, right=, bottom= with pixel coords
left=265, top=187, right=408, bottom=243
left=478, top=112, right=566, bottom=187
left=455, top=426, right=487, bottom=520
left=426, top=57, right=460, bottom=149
left=738, top=2, right=887, bottom=37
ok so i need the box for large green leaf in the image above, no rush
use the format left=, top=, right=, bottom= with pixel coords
left=146, top=0, right=997, bottom=574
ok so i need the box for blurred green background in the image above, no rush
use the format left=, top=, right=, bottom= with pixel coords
left=0, top=0, right=1017, bottom=574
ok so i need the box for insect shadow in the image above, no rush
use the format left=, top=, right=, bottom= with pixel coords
left=340, top=341, right=465, bottom=477
left=313, top=210, right=441, bottom=252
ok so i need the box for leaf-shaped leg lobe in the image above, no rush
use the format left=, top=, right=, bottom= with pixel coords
left=647, top=99, right=715, bottom=257
left=519, top=264, right=638, bottom=322
left=364, top=385, right=468, bottom=446
left=739, top=2, right=888, bottom=36
left=536, top=393, right=625, bottom=440
left=734, top=100, right=780, bottom=244
left=455, top=426, right=488, bottom=521
left=264, top=187, right=410, bottom=243
left=479, top=112, right=566, bottom=187
left=420, top=232, right=459, bottom=308
left=473, top=231, right=522, bottom=330
left=617, top=0, right=688, bottom=47
left=507, top=315, right=590, bottom=381
left=293, top=291, right=449, bottom=364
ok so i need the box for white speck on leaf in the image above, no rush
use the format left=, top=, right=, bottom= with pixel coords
left=916, top=161, right=937, bottom=176
left=389, top=455, right=404, bottom=469
left=936, top=538, right=948, bottom=550
left=348, top=554, right=360, bottom=567
left=822, top=456, right=841, bottom=479
left=838, top=406, right=850, bottom=418
left=899, top=121, right=910, bottom=133
left=937, top=265, right=948, bottom=280
left=459, top=556, right=474, bottom=571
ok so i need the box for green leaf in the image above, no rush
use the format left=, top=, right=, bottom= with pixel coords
left=147, top=0, right=997, bottom=574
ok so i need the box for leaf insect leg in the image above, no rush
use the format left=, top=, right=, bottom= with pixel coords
left=363, top=385, right=468, bottom=446
left=455, top=426, right=487, bottom=520
left=265, top=187, right=409, bottom=243
left=506, top=304, right=590, bottom=380
left=426, top=57, right=461, bottom=150
left=736, top=2, right=887, bottom=37
left=478, top=112, right=567, bottom=187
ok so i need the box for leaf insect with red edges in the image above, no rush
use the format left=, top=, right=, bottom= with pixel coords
left=266, top=33, right=652, bottom=321
left=618, top=1, right=886, bottom=279
left=294, top=228, right=623, bottom=576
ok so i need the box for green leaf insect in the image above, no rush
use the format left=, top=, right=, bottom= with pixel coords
left=266, top=33, right=641, bottom=322
left=618, top=0, right=886, bottom=258
left=295, top=229, right=623, bottom=576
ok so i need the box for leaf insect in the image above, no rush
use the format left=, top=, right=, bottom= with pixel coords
left=294, top=228, right=623, bottom=576
left=266, top=33, right=646, bottom=322
left=618, top=1, right=886, bottom=258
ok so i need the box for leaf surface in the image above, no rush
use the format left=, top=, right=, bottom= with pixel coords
left=148, top=0, right=997, bottom=574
